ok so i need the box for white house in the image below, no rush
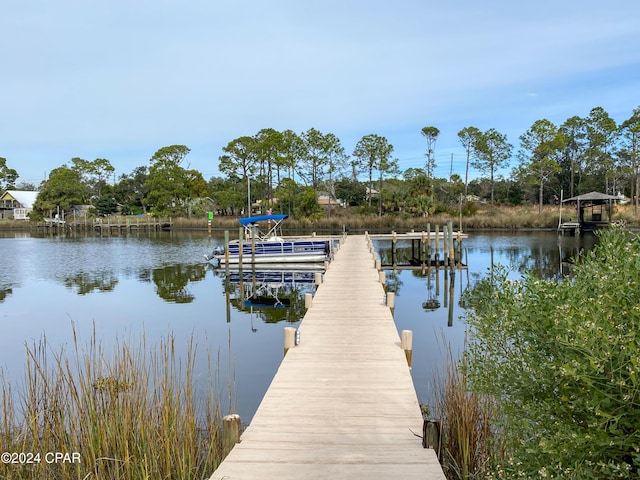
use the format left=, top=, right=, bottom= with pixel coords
left=0, top=190, right=39, bottom=220
left=317, top=191, right=345, bottom=207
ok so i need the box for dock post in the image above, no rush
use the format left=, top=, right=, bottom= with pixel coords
left=304, top=293, right=313, bottom=309
left=422, top=417, right=441, bottom=457
left=421, top=231, right=426, bottom=268
left=284, top=327, right=296, bottom=355
left=426, top=224, right=432, bottom=266
left=392, top=231, right=397, bottom=268
left=224, top=230, right=229, bottom=266
left=222, top=414, right=242, bottom=456
left=447, top=220, right=454, bottom=266
left=386, top=292, right=395, bottom=309
left=314, top=272, right=322, bottom=286
left=401, top=330, right=413, bottom=367
left=379, top=270, right=386, bottom=285
left=238, top=226, right=244, bottom=263
left=448, top=267, right=455, bottom=327
left=443, top=263, right=449, bottom=308
left=443, top=225, right=449, bottom=268
left=434, top=224, right=440, bottom=267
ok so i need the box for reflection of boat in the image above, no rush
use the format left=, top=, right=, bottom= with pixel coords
left=422, top=299, right=441, bottom=310
left=217, top=267, right=322, bottom=309
left=205, top=214, right=330, bottom=265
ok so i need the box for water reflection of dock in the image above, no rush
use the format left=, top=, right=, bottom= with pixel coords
left=216, top=265, right=324, bottom=324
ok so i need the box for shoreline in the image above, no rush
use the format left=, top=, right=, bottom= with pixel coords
left=1, top=204, right=638, bottom=232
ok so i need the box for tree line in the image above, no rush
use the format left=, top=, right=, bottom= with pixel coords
left=1, top=105, right=638, bottom=220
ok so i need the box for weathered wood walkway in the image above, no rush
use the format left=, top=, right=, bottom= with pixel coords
left=209, top=234, right=446, bottom=480
left=40, top=216, right=172, bottom=231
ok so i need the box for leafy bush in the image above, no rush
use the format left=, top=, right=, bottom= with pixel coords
left=294, top=187, right=324, bottom=220
left=461, top=201, right=479, bottom=217
left=463, top=227, right=640, bottom=478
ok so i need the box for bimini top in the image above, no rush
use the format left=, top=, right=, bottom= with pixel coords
left=238, top=214, right=288, bottom=226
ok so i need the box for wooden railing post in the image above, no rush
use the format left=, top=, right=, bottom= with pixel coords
left=223, top=414, right=242, bottom=456
left=401, top=330, right=412, bottom=367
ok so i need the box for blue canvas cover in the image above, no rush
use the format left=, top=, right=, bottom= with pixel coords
left=238, top=214, right=288, bottom=226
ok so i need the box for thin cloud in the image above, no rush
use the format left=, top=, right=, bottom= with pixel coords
left=2, top=0, right=639, bottom=183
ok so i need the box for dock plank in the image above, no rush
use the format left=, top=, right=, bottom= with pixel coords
left=209, top=234, right=445, bottom=480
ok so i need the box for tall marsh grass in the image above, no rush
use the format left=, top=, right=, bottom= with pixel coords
left=431, top=345, right=495, bottom=480
left=3, top=204, right=637, bottom=233
left=176, top=204, right=640, bottom=232
left=0, top=328, right=228, bottom=480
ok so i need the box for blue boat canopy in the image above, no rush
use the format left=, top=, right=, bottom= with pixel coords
left=239, top=214, right=288, bottom=226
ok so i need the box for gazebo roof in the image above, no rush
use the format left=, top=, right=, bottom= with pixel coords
left=563, top=191, right=619, bottom=203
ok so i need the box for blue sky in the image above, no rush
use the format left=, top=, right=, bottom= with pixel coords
left=2, top=0, right=639, bottom=187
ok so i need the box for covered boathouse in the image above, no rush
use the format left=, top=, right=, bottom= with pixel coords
left=558, top=191, right=619, bottom=235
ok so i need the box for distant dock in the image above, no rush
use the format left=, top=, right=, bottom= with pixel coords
left=558, top=191, right=619, bottom=235
left=40, top=215, right=172, bottom=232
left=369, top=222, right=468, bottom=269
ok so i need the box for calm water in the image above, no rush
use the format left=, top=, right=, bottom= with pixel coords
left=0, top=229, right=596, bottom=422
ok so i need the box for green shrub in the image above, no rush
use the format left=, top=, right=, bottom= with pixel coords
left=461, top=201, right=479, bottom=217
left=463, top=227, right=640, bottom=478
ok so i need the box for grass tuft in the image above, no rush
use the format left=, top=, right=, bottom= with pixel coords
left=0, top=326, right=228, bottom=480
left=431, top=342, right=495, bottom=480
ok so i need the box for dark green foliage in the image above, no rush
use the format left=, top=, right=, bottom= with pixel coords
left=34, top=166, right=88, bottom=213
left=114, top=166, right=149, bottom=215
left=335, top=177, right=366, bottom=206
left=464, top=227, right=640, bottom=478
left=0, top=157, right=18, bottom=190
left=144, top=145, right=193, bottom=215
left=8, top=104, right=640, bottom=220
left=94, top=194, right=118, bottom=216
left=294, top=186, right=323, bottom=220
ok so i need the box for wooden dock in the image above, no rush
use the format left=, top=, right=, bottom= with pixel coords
left=40, top=215, right=172, bottom=232
left=209, top=234, right=445, bottom=480
left=371, top=224, right=467, bottom=269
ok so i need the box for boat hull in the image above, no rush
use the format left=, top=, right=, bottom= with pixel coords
left=210, top=240, right=330, bottom=265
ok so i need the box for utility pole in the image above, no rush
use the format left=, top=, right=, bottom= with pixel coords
left=450, top=153, right=453, bottom=180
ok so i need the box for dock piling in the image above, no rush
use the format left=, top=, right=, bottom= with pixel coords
left=422, top=417, right=441, bottom=457
left=434, top=225, right=440, bottom=267
left=387, top=292, right=395, bottom=309
left=224, top=230, right=229, bottom=265
left=222, top=414, right=242, bottom=456
left=284, top=327, right=296, bottom=356
left=401, top=330, right=413, bottom=367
